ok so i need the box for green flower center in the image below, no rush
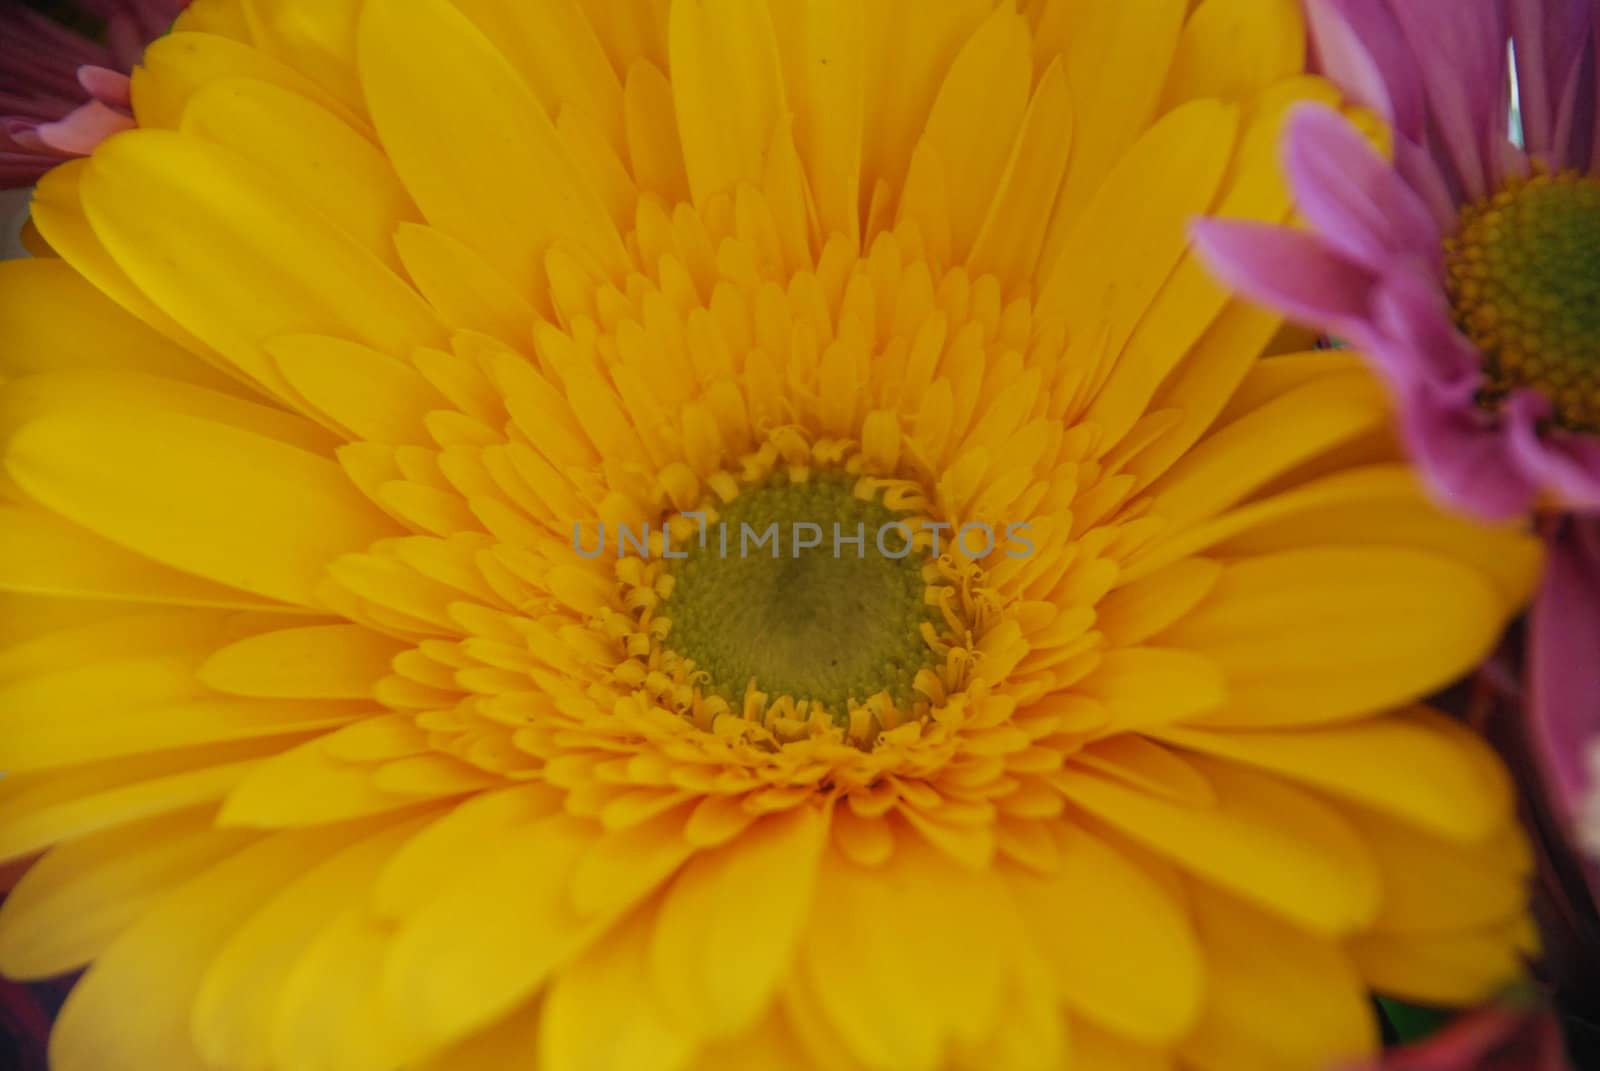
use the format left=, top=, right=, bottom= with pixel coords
left=1446, top=171, right=1600, bottom=430
left=661, top=474, right=940, bottom=716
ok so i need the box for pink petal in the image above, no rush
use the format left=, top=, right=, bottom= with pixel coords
left=1390, top=0, right=1512, bottom=200
left=1343, top=1004, right=1571, bottom=1070
left=1189, top=218, right=1376, bottom=335
left=1304, top=0, right=1427, bottom=141
left=1504, top=391, right=1600, bottom=510
left=1530, top=516, right=1600, bottom=827
left=1282, top=102, right=1441, bottom=271
left=1368, top=263, right=1482, bottom=387
left=1397, top=380, right=1538, bottom=520
left=35, top=98, right=135, bottom=155
left=1512, top=0, right=1596, bottom=165
left=77, top=65, right=131, bottom=109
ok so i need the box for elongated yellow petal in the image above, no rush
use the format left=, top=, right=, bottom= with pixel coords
left=0, top=740, right=290, bottom=864
left=81, top=130, right=442, bottom=400
left=1059, top=755, right=1380, bottom=936
left=0, top=260, right=237, bottom=392
left=542, top=903, right=695, bottom=1071
left=1009, top=824, right=1202, bottom=1044
left=8, top=407, right=396, bottom=607
left=0, top=808, right=248, bottom=978
left=382, top=815, right=600, bottom=1046
left=359, top=0, right=628, bottom=292
left=179, top=77, right=417, bottom=268
left=0, top=505, right=279, bottom=610
left=48, top=823, right=389, bottom=1071
left=1153, top=709, right=1511, bottom=840
left=1160, top=548, right=1504, bottom=726
left=194, top=818, right=427, bottom=1071
left=198, top=624, right=405, bottom=699
left=1161, top=0, right=1306, bottom=109
left=1351, top=922, right=1530, bottom=1006
left=650, top=807, right=826, bottom=1038
left=668, top=0, right=786, bottom=205
left=1182, top=883, right=1377, bottom=1071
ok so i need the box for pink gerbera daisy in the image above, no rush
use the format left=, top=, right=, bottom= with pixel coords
left=1193, top=0, right=1600, bottom=876
left=0, top=0, right=186, bottom=186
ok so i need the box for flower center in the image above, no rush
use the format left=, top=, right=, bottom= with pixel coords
left=660, top=472, right=941, bottom=716
left=1446, top=171, right=1600, bottom=431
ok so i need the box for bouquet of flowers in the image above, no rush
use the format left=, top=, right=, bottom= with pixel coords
left=0, top=1, right=1595, bottom=1069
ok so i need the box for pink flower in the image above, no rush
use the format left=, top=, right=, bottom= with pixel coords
left=1193, top=0, right=1600, bottom=873
left=0, top=0, right=187, bottom=187
left=1348, top=1005, right=1572, bottom=1070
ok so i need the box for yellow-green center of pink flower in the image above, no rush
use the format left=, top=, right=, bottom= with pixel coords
left=1446, top=170, right=1600, bottom=431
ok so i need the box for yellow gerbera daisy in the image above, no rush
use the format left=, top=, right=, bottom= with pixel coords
left=0, top=0, right=1542, bottom=1069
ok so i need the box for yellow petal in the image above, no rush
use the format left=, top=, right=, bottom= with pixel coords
left=1068, top=1019, right=1174, bottom=1071
left=968, top=59, right=1073, bottom=289
left=1201, top=464, right=1542, bottom=612
left=0, top=259, right=237, bottom=392
left=0, top=807, right=248, bottom=978
left=773, top=0, right=865, bottom=248
left=1043, top=0, right=1188, bottom=243
left=1159, top=548, right=1505, bottom=726
left=132, top=31, right=361, bottom=133
left=218, top=727, right=460, bottom=828
left=1160, top=0, right=1306, bottom=109
left=1182, top=883, right=1378, bottom=1071
left=382, top=814, right=601, bottom=1047
left=8, top=406, right=396, bottom=606
left=29, top=160, right=217, bottom=366
left=265, top=334, right=441, bottom=445
left=1045, top=98, right=1238, bottom=437
left=1058, top=755, right=1380, bottom=936
left=373, top=783, right=561, bottom=920
left=233, top=0, right=366, bottom=118
left=1345, top=808, right=1528, bottom=936
left=193, top=816, right=429, bottom=1070
left=81, top=130, right=442, bottom=400
left=650, top=807, right=826, bottom=1038
left=1350, top=922, right=1528, bottom=1006
left=359, top=0, right=628, bottom=292
left=667, top=0, right=786, bottom=205
left=394, top=224, right=540, bottom=350
left=913, top=8, right=1033, bottom=255
left=1009, top=824, right=1202, bottom=1044
left=1075, top=647, right=1225, bottom=729
left=1144, top=369, right=1388, bottom=531
left=198, top=624, right=405, bottom=699
left=0, top=739, right=290, bottom=864
left=47, top=823, right=385, bottom=1071
left=0, top=504, right=279, bottom=611
left=798, top=838, right=1010, bottom=1069
left=179, top=77, right=416, bottom=269
left=1152, top=708, right=1511, bottom=840
left=542, top=902, right=695, bottom=1071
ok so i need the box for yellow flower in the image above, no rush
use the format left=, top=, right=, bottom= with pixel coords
left=0, top=1, right=1540, bottom=1069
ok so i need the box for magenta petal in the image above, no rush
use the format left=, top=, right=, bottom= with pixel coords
left=77, top=65, right=132, bottom=109
left=1504, top=391, right=1600, bottom=510
left=1530, top=517, right=1600, bottom=829
left=1511, top=0, right=1594, bottom=159
left=35, top=98, right=135, bottom=155
left=1390, top=0, right=1511, bottom=200
left=1304, top=0, right=1427, bottom=142
left=1397, top=380, right=1538, bottom=520
left=1344, top=1004, right=1571, bottom=1070
left=1189, top=218, right=1375, bottom=334
left=1283, top=103, right=1441, bottom=271
left=1367, top=262, right=1480, bottom=387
